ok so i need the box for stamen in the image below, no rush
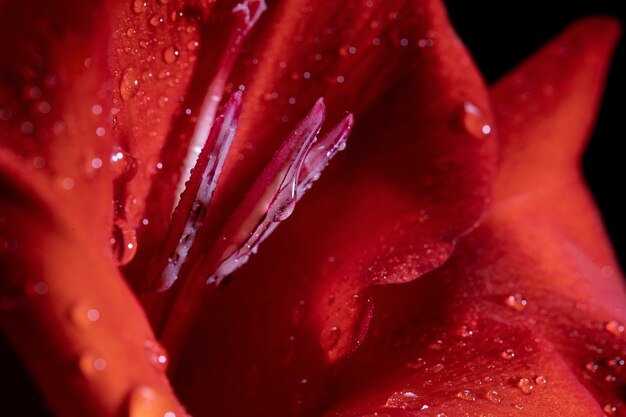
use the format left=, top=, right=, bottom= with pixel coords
left=159, top=99, right=354, bottom=366
left=299, top=113, right=353, bottom=196
left=146, top=92, right=242, bottom=292
left=174, top=0, right=267, bottom=208
left=204, top=98, right=326, bottom=284
left=204, top=105, right=354, bottom=285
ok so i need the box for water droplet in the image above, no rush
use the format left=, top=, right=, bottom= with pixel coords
left=407, top=357, right=425, bottom=370
left=110, top=149, right=137, bottom=180
left=604, top=404, right=617, bottom=415
left=132, top=0, right=147, bottom=14
left=181, top=39, right=196, bottom=54
left=120, top=67, right=140, bottom=101
left=517, top=377, right=533, bottom=394
left=78, top=352, right=107, bottom=375
left=429, top=340, right=444, bottom=351
left=458, top=324, right=474, bottom=338
left=24, top=281, right=48, bottom=297
left=461, top=101, right=491, bottom=139
left=500, top=348, right=515, bottom=360
left=21, top=121, right=34, bottom=134
left=456, top=389, right=475, bottom=401
left=485, top=390, right=501, bottom=404
left=163, top=46, right=180, bottom=64
left=127, top=386, right=179, bottom=417
left=606, top=320, right=624, bottom=336
left=37, top=101, right=51, bottom=113
left=504, top=293, right=527, bottom=311
left=158, top=95, right=169, bottom=108
left=126, top=27, right=136, bottom=37
left=68, top=301, right=100, bottom=328
left=320, top=325, right=341, bottom=351
left=91, top=158, right=103, bottom=169
left=149, top=14, right=164, bottom=26
left=144, top=340, right=169, bottom=372
left=0, top=108, right=12, bottom=120
left=585, top=361, right=599, bottom=373
left=385, top=391, right=423, bottom=410
left=535, top=375, right=547, bottom=385
left=111, top=220, right=138, bottom=265
left=62, top=177, right=75, bottom=190
left=431, top=363, right=444, bottom=373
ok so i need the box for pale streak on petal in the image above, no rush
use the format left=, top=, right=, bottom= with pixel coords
left=174, top=0, right=267, bottom=209
left=148, top=92, right=242, bottom=292
left=207, top=111, right=354, bottom=284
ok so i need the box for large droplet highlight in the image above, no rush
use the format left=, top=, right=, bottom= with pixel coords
left=120, top=67, right=140, bottom=101
left=144, top=340, right=169, bottom=372
left=112, top=220, right=138, bottom=265
left=385, top=391, right=423, bottom=410
left=461, top=101, right=491, bottom=139
left=127, top=386, right=179, bottom=417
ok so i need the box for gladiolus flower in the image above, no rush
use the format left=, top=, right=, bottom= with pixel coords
left=0, top=1, right=623, bottom=416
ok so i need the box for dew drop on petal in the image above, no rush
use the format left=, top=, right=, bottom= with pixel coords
left=385, top=391, right=423, bottom=410
left=320, top=325, right=341, bottom=351
left=62, top=177, right=75, bottom=190
left=149, top=14, right=164, bottom=26
left=500, top=348, right=515, bottom=360
left=158, top=95, right=169, bottom=108
left=517, top=377, right=533, bottom=394
left=504, top=293, right=527, bottom=311
left=485, top=389, right=501, bottom=404
left=112, top=220, right=138, bottom=265
left=604, top=404, right=617, bottom=415
left=456, top=389, right=475, bottom=401
left=144, top=340, right=169, bottom=372
left=68, top=301, right=100, bottom=328
left=535, top=375, right=547, bottom=385
left=606, top=320, right=624, bottom=336
left=78, top=352, right=107, bottom=376
left=132, top=0, right=147, bottom=14
left=407, top=357, right=425, bottom=370
left=163, top=46, right=180, bottom=64
left=431, top=363, right=444, bottom=373
left=586, top=361, right=599, bottom=373
left=120, top=67, right=140, bottom=101
left=127, top=386, right=179, bottom=417
left=110, top=149, right=137, bottom=180
left=24, top=281, right=48, bottom=297
left=461, top=101, right=491, bottom=139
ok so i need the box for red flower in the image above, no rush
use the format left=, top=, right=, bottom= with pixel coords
left=0, top=1, right=623, bottom=416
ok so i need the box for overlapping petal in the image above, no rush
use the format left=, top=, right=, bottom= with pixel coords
left=0, top=1, right=187, bottom=415
left=315, top=17, right=624, bottom=417
left=169, top=1, right=496, bottom=415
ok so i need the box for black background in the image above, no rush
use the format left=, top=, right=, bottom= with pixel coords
left=446, top=1, right=626, bottom=268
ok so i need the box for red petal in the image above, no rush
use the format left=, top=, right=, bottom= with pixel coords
left=316, top=17, right=625, bottom=417
left=0, top=169, right=186, bottom=417
left=0, top=0, right=114, bottom=251
left=169, top=1, right=495, bottom=415
left=0, top=2, right=185, bottom=415
left=120, top=0, right=265, bottom=275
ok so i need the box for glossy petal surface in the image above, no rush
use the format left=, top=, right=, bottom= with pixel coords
left=171, top=1, right=496, bottom=416
left=0, top=1, right=186, bottom=415
left=317, top=17, right=624, bottom=417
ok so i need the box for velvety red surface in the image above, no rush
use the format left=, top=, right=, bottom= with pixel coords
left=0, top=0, right=622, bottom=416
